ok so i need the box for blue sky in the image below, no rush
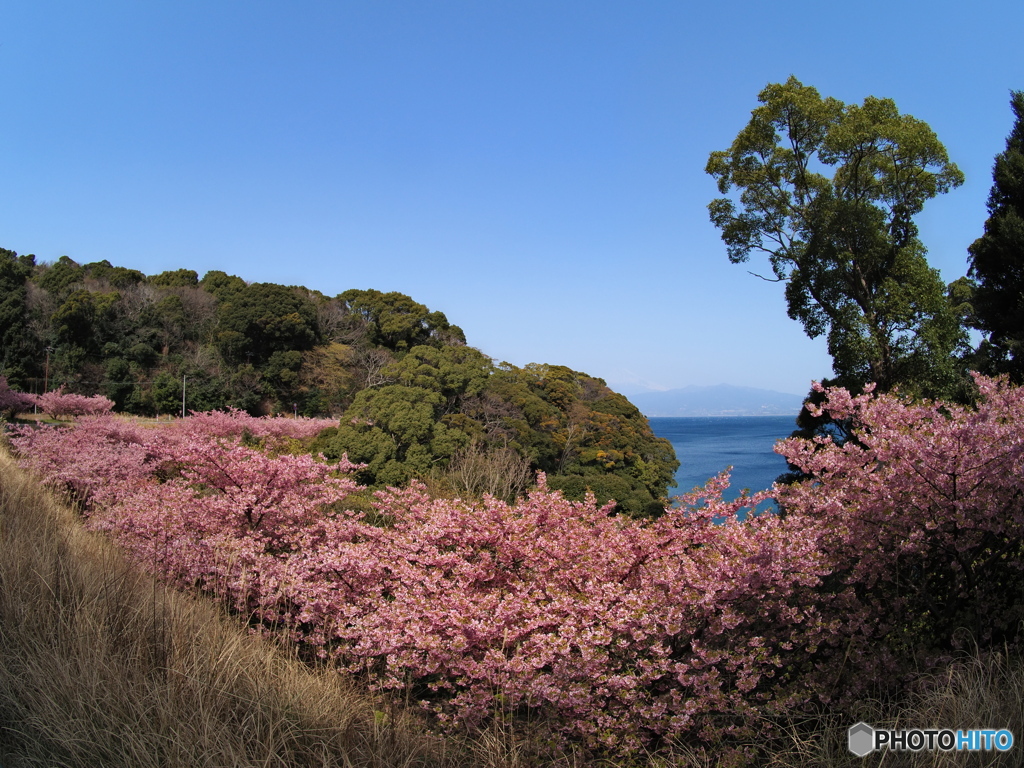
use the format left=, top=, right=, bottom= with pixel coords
left=2, top=1, right=1021, bottom=395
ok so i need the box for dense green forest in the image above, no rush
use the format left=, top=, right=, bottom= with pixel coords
left=0, top=249, right=678, bottom=515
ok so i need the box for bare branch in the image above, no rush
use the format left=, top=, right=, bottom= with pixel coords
left=747, top=270, right=786, bottom=283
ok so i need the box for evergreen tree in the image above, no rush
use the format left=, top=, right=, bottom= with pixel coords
left=968, top=91, right=1024, bottom=381
left=0, top=249, right=36, bottom=386
left=707, top=77, right=968, bottom=398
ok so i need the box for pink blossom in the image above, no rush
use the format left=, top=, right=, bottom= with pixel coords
left=14, top=376, right=1024, bottom=754
left=0, top=376, right=35, bottom=417
left=36, top=386, right=114, bottom=418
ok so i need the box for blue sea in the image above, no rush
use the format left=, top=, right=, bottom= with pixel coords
left=648, top=416, right=798, bottom=505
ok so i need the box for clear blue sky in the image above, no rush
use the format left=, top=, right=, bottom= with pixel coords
left=2, top=1, right=1021, bottom=395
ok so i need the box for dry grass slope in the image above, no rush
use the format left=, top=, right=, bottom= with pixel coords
left=0, top=447, right=462, bottom=768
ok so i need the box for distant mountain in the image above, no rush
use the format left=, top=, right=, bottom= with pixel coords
left=629, top=384, right=804, bottom=417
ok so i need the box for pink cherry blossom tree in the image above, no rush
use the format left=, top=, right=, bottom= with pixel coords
left=35, top=386, right=114, bottom=419
left=0, top=376, right=36, bottom=419
left=11, top=376, right=1024, bottom=756
left=775, top=373, right=1024, bottom=678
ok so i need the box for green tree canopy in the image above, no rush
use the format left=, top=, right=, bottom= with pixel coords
left=1, top=247, right=679, bottom=509
left=216, top=283, right=319, bottom=365
left=36, top=255, right=85, bottom=300
left=385, top=345, right=493, bottom=406
left=319, top=354, right=678, bottom=514
left=0, top=249, right=36, bottom=384
left=481, top=363, right=678, bottom=515
left=706, top=77, right=967, bottom=397
left=83, top=260, right=146, bottom=288
left=968, top=90, right=1024, bottom=381
left=51, top=289, right=119, bottom=352
left=200, top=270, right=247, bottom=302
left=327, top=384, right=471, bottom=486
left=340, top=289, right=466, bottom=351
left=150, top=268, right=200, bottom=288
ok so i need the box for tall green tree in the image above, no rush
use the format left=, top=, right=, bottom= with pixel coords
left=216, top=283, right=319, bottom=365
left=706, top=77, right=968, bottom=397
left=36, top=255, right=85, bottom=301
left=968, top=91, right=1024, bottom=381
left=0, top=249, right=36, bottom=385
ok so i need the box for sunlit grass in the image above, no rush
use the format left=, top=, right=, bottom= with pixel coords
left=0, top=446, right=455, bottom=767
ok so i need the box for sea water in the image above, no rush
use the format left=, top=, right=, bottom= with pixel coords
left=648, top=415, right=797, bottom=506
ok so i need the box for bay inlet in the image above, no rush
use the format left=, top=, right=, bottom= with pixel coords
left=649, top=415, right=798, bottom=505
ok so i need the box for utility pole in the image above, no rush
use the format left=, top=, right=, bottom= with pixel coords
left=43, top=346, right=53, bottom=393
left=181, top=375, right=186, bottom=418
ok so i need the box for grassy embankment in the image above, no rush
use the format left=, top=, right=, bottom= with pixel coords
left=1, top=441, right=1021, bottom=767
left=0, top=445, right=469, bottom=768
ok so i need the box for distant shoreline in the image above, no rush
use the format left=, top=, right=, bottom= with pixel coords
left=627, top=384, right=805, bottom=419
left=644, top=412, right=801, bottom=419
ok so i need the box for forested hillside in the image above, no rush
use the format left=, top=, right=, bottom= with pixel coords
left=0, top=249, right=677, bottom=514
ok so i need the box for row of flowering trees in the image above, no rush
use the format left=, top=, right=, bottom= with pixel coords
left=0, top=377, right=114, bottom=419
left=8, top=374, right=1024, bottom=755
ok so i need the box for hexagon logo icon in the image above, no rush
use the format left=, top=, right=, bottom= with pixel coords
left=848, top=722, right=874, bottom=756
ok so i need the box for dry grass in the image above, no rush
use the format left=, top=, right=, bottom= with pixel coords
left=754, top=651, right=1024, bottom=767
left=0, top=447, right=458, bottom=767
left=2, top=441, right=1021, bottom=767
